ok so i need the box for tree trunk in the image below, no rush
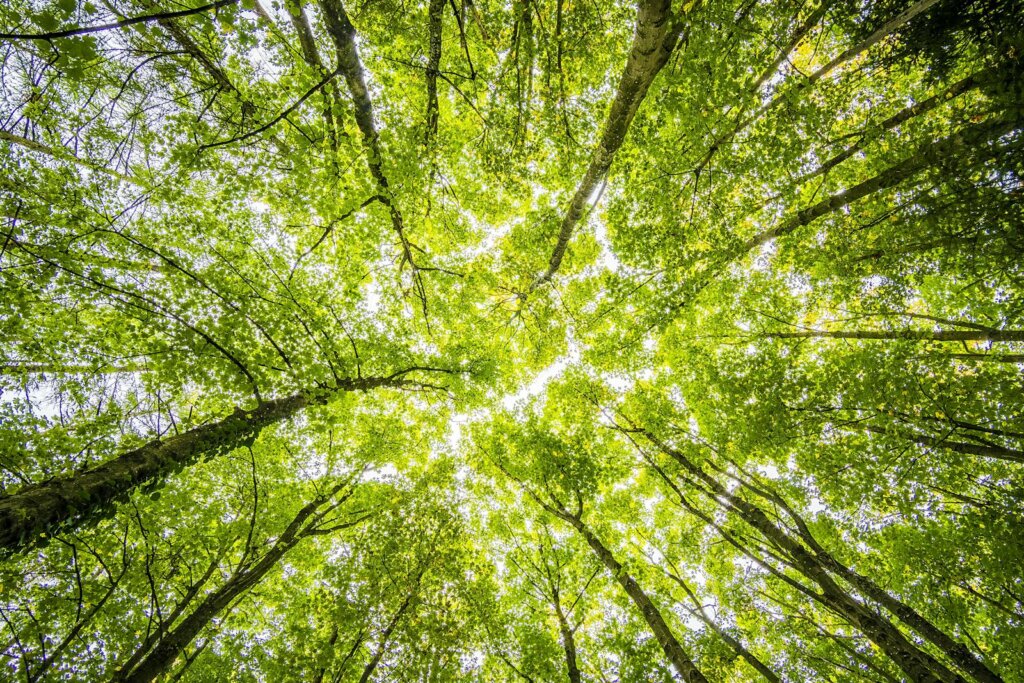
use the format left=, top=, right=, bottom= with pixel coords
left=358, top=569, right=424, bottom=683
left=553, top=600, right=582, bottom=683
left=424, top=0, right=445, bottom=145
left=561, top=512, right=708, bottom=683
left=666, top=571, right=781, bottom=683
left=638, top=430, right=963, bottom=683
left=318, top=0, right=426, bottom=306
left=744, top=116, right=1020, bottom=252
left=283, top=0, right=343, bottom=147
left=862, top=425, right=1024, bottom=465
left=0, top=375, right=409, bottom=552
left=534, top=0, right=680, bottom=287
left=692, top=0, right=941, bottom=181
left=734, top=464, right=1005, bottom=683
left=768, top=328, right=1024, bottom=343
left=118, top=486, right=356, bottom=682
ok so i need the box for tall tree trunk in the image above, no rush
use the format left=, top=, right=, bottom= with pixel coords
left=118, top=484, right=359, bottom=682
left=553, top=596, right=582, bottom=683
left=690, top=0, right=941, bottom=180
left=0, top=374, right=419, bottom=552
left=727, top=461, right=1005, bottom=683
left=318, top=0, right=428, bottom=311
left=672, top=115, right=1020, bottom=315
left=665, top=570, right=781, bottom=683
left=544, top=502, right=708, bottom=683
left=632, top=427, right=964, bottom=683
left=860, top=425, right=1024, bottom=465
left=114, top=552, right=225, bottom=679
left=358, top=569, right=425, bottom=683
left=424, top=0, right=445, bottom=145
left=743, top=116, right=1020, bottom=252
left=283, top=0, right=343, bottom=148
left=689, top=3, right=828, bottom=180
left=533, top=0, right=680, bottom=287
left=767, top=328, right=1024, bottom=343
left=799, top=68, right=994, bottom=184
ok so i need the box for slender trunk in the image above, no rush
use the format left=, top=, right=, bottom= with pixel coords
left=672, top=116, right=1019, bottom=315
left=862, top=425, right=1024, bottom=465
left=817, top=547, right=1003, bottom=683
left=119, top=487, right=355, bottom=682
left=534, top=0, right=680, bottom=287
left=744, top=116, right=1020, bottom=252
left=638, top=430, right=962, bottom=683
left=690, top=3, right=828, bottom=179
left=0, top=130, right=140, bottom=185
left=283, top=0, right=342, bottom=147
left=358, top=570, right=424, bottom=683
left=812, top=0, right=942, bottom=82
left=318, top=0, right=427, bottom=309
left=552, top=596, right=581, bottom=683
left=311, top=623, right=339, bottom=683
left=558, top=619, right=581, bottom=683
left=0, top=375, right=409, bottom=552
left=731, top=464, right=1005, bottom=683
left=156, top=13, right=292, bottom=155
left=801, top=68, right=993, bottom=183
left=424, top=0, right=445, bottom=145
left=115, top=553, right=224, bottom=678
left=692, top=0, right=940, bottom=179
left=666, top=572, right=780, bottom=683
left=769, top=328, right=1024, bottom=343
left=561, top=512, right=708, bottom=683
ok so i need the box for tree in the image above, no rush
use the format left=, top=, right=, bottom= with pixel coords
left=1, top=0, right=1022, bottom=680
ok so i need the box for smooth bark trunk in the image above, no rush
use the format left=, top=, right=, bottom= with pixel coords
left=118, top=486, right=356, bottom=682
left=744, top=116, right=1019, bottom=252
left=556, top=509, right=708, bottom=683
left=637, top=429, right=963, bottom=683
left=424, top=0, right=445, bottom=144
left=862, top=425, right=1024, bottom=465
left=768, top=328, right=1024, bottom=343
left=534, top=0, right=680, bottom=287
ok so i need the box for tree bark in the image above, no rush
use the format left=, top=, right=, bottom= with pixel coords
left=666, top=570, right=780, bottom=683
left=533, top=0, right=680, bottom=287
left=283, top=0, right=343, bottom=148
left=862, top=425, right=1024, bottom=465
left=0, top=374, right=419, bottom=552
left=318, top=0, right=428, bottom=310
left=357, top=569, right=425, bottom=683
left=767, top=328, right=1024, bottom=343
left=550, top=506, right=708, bottom=683
left=424, top=0, right=445, bottom=145
left=635, top=429, right=964, bottom=683
left=118, top=485, right=357, bottom=682
left=548, top=584, right=582, bottom=683
left=743, top=116, right=1020, bottom=252
left=730, top=465, right=1006, bottom=683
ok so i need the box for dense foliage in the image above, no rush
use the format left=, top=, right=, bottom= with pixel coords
left=1, top=0, right=1022, bottom=680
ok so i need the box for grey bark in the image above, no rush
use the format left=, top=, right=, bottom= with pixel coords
left=533, top=0, right=680, bottom=287
left=635, top=428, right=966, bottom=683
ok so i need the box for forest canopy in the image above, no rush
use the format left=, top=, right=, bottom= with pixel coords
left=0, top=0, right=1022, bottom=680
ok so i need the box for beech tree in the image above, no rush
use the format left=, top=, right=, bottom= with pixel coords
left=1, top=0, right=1022, bottom=680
